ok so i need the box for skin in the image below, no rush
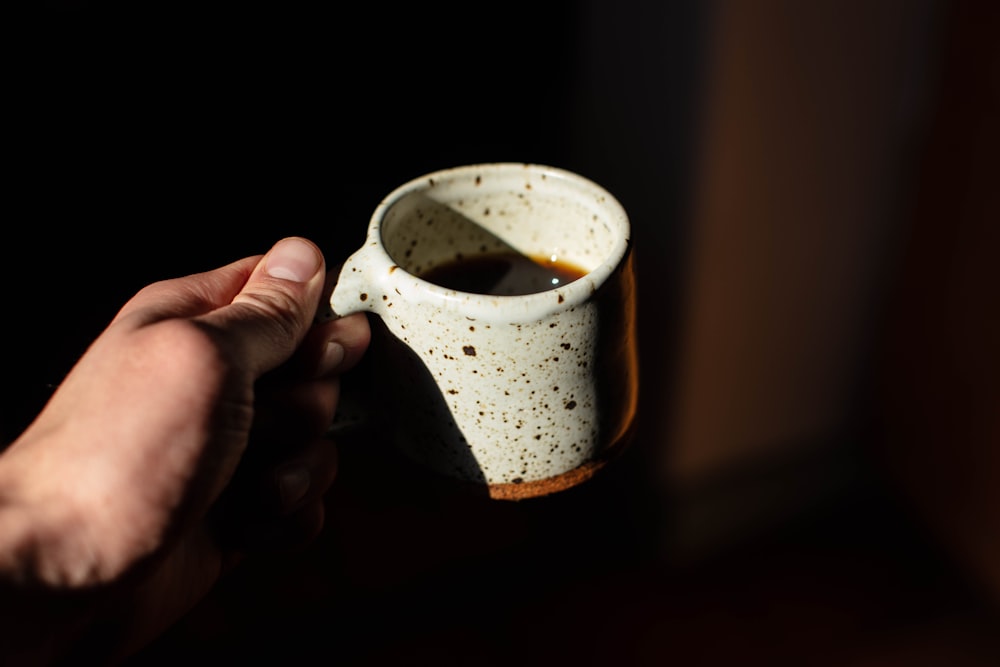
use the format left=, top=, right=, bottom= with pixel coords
left=0, top=237, right=371, bottom=664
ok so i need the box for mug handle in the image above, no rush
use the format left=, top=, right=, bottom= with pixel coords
left=316, top=245, right=377, bottom=322
left=319, top=247, right=380, bottom=436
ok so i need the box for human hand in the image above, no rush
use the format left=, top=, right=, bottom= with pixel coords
left=0, top=237, right=370, bottom=663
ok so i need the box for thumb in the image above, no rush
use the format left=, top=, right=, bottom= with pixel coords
left=197, top=237, right=328, bottom=377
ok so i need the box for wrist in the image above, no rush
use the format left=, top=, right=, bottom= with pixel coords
left=0, top=448, right=83, bottom=587
left=0, top=448, right=110, bottom=663
left=0, top=503, right=99, bottom=663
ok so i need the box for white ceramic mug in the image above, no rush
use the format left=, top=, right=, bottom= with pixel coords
left=327, top=163, right=638, bottom=500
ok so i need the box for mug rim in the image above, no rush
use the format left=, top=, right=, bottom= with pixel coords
left=362, top=162, right=630, bottom=321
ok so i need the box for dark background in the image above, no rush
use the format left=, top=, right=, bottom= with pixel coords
left=7, top=1, right=1000, bottom=664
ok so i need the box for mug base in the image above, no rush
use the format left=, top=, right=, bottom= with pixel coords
left=414, top=417, right=640, bottom=501
left=486, top=416, right=638, bottom=500
left=486, top=458, right=610, bottom=501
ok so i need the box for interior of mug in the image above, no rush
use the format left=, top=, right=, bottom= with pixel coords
left=378, top=164, right=625, bottom=281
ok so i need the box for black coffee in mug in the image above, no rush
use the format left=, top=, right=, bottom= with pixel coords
left=419, top=252, right=587, bottom=296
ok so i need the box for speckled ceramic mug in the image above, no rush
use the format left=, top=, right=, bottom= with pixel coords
left=328, top=163, right=638, bottom=500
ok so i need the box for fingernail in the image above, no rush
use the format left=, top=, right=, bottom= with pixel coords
left=266, top=238, right=321, bottom=283
left=277, top=463, right=311, bottom=509
left=318, top=341, right=346, bottom=375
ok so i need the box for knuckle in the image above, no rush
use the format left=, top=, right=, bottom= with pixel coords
left=233, top=290, right=307, bottom=341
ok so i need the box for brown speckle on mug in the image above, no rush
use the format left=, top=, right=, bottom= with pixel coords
left=463, top=346, right=476, bottom=356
